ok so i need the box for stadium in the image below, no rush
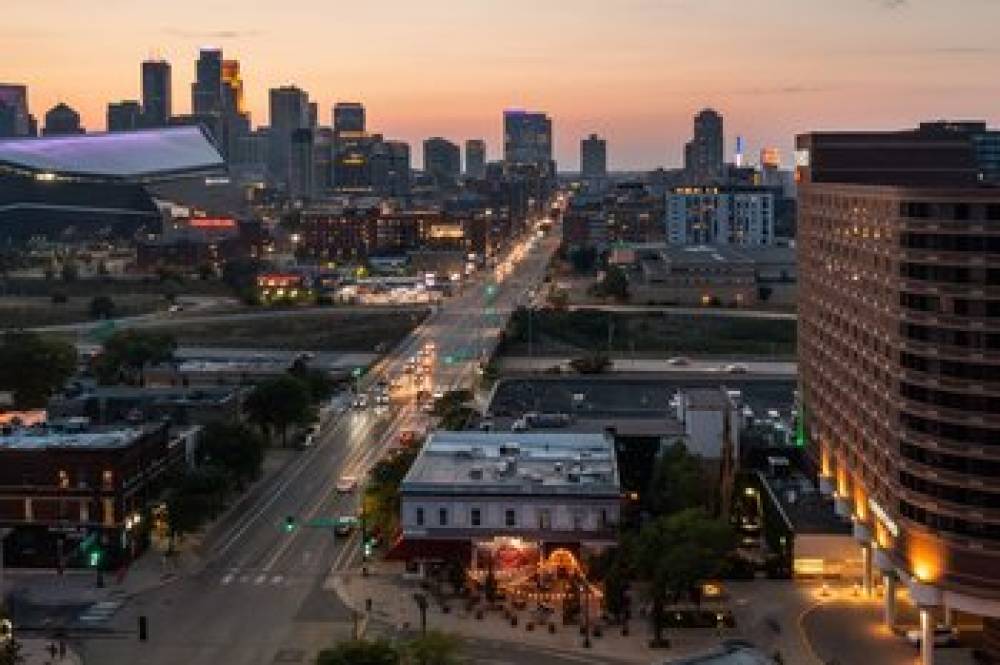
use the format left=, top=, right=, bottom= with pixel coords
left=0, top=126, right=226, bottom=245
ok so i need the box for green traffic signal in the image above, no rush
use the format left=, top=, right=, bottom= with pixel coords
left=283, top=516, right=297, bottom=532
left=88, top=549, right=102, bottom=568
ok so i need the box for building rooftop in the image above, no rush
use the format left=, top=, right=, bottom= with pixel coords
left=402, top=431, right=620, bottom=497
left=0, top=425, right=149, bottom=451
left=0, top=126, right=224, bottom=181
left=758, top=464, right=852, bottom=536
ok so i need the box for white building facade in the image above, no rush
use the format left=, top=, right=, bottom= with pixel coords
left=666, top=186, right=775, bottom=246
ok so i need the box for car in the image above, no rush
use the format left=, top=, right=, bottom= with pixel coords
left=375, top=393, right=390, bottom=406
left=352, top=394, right=369, bottom=409
left=336, top=475, right=358, bottom=493
left=333, top=515, right=359, bottom=536
left=667, top=356, right=690, bottom=366
left=168, top=304, right=184, bottom=313
left=724, top=363, right=749, bottom=374
left=905, top=626, right=958, bottom=647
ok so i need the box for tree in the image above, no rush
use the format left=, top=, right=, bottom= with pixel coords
left=243, top=375, right=313, bottom=446
left=569, top=246, right=598, bottom=274
left=197, top=422, right=266, bottom=489
left=165, top=467, right=231, bottom=547
left=0, top=332, right=77, bottom=408
left=600, top=266, right=629, bottom=301
left=60, top=262, right=79, bottom=282
left=635, top=509, right=734, bottom=644
left=364, top=448, right=419, bottom=539
left=289, top=360, right=335, bottom=402
left=222, top=258, right=263, bottom=293
left=100, top=329, right=176, bottom=386
left=402, top=631, right=464, bottom=665
left=570, top=352, right=611, bottom=374
left=315, top=639, right=398, bottom=665
left=645, top=440, right=710, bottom=515
left=88, top=295, right=116, bottom=320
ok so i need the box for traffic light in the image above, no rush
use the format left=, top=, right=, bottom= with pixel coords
left=283, top=516, right=297, bottom=533
left=363, top=538, right=374, bottom=559
left=80, top=532, right=103, bottom=569
left=352, top=367, right=364, bottom=379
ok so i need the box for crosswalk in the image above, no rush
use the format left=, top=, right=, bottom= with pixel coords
left=77, top=600, right=123, bottom=623
left=219, top=570, right=288, bottom=587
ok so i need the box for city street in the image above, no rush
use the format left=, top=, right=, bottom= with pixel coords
left=69, top=222, right=562, bottom=665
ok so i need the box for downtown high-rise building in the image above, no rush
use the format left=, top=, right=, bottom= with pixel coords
left=333, top=102, right=365, bottom=133
left=0, top=84, right=33, bottom=137
left=141, top=59, right=171, bottom=127
left=268, top=85, right=311, bottom=187
left=42, top=102, right=83, bottom=136
left=796, top=121, right=1000, bottom=664
left=684, top=108, right=724, bottom=183
left=423, top=137, right=461, bottom=187
left=503, top=109, right=553, bottom=167
left=465, top=139, right=486, bottom=179
left=581, top=133, right=607, bottom=179
left=106, top=100, right=142, bottom=132
left=192, top=48, right=224, bottom=117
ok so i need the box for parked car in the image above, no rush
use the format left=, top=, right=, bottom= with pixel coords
left=905, top=626, right=958, bottom=648
left=333, top=515, right=359, bottom=536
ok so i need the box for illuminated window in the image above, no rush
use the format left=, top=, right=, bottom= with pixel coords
left=102, top=470, right=114, bottom=490
left=58, top=470, right=69, bottom=489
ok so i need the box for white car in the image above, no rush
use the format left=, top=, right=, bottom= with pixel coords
left=352, top=394, right=369, bottom=409
left=336, top=475, right=358, bottom=494
left=905, top=626, right=958, bottom=647
left=667, top=356, right=690, bottom=366
left=724, top=363, right=749, bottom=374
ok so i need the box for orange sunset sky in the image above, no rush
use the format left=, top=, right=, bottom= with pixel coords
left=3, top=0, right=999, bottom=169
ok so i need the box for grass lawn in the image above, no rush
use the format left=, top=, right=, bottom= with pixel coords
left=0, top=295, right=168, bottom=329
left=503, top=308, right=796, bottom=358
left=155, top=309, right=428, bottom=352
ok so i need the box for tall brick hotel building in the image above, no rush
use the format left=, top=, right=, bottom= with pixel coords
left=796, top=121, right=1000, bottom=663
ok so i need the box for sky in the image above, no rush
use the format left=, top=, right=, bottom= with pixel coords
left=4, top=0, right=1000, bottom=170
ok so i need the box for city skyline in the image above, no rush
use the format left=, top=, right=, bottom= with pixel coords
left=4, top=0, right=1000, bottom=169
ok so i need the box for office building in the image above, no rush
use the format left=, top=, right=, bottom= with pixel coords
left=581, top=133, right=607, bottom=179
left=465, top=139, right=486, bottom=179
left=141, top=59, right=171, bottom=127
left=220, top=58, right=250, bottom=160
left=423, top=137, right=461, bottom=187
left=191, top=48, right=223, bottom=117
left=42, top=102, right=84, bottom=136
left=503, top=109, right=552, bottom=166
left=371, top=139, right=411, bottom=197
left=684, top=108, right=724, bottom=184
left=796, top=121, right=1000, bottom=664
left=106, top=100, right=142, bottom=132
left=396, top=430, right=621, bottom=569
left=268, top=85, right=310, bottom=187
left=289, top=128, right=315, bottom=201
left=665, top=186, right=774, bottom=246
left=0, top=84, right=33, bottom=137
left=333, top=102, right=365, bottom=133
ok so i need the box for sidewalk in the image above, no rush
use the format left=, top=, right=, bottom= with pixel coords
left=12, top=637, right=83, bottom=665
left=330, top=561, right=745, bottom=664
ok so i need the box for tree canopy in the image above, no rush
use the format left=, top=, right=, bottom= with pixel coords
left=0, top=332, right=77, bottom=408
left=645, top=440, right=711, bottom=515
left=315, top=639, right=399, bottom=665
left=99, top=329, right=176, bottom=385
left=197, top=422, right=267, bottom=488
left=243, top=375, right=314, bottom=446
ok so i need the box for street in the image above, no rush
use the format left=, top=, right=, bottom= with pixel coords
left=71, top=223, right=561, bottom=665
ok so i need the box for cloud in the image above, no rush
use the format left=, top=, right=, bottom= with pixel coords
left=875, top=0, right=908, bottom=8
left=162, top=28, right=261, bottom=40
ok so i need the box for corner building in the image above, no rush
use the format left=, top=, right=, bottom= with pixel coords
left=796, top=121, right=1000, bottom=664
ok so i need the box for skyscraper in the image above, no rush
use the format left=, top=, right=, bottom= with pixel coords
left=268, top=85, right=310, bottom=187
left=107, top=100, right=142, bottom=132
left=333, top=102, right=365, bottom=133
left=42, top=103, right=83, bottom=136
left=423, top=137, right=461, bottom=187
left=0, top=84, right=32, bottom=137
left=141, top=59, right=171, bottom=127
left=192, top=48, right=223, bottom=117
left=684, top=108, right=724, bottom=183
left=796, top=121, right=1000, bottom=663
left=581, top=133, right=607, bottom=179
left=465, top=139, right=486, bottom=179
left=503, top=109, right=553, bottom=166
left=289, top=128, right=315, bottom=201
left=220, top=59, right=250, bottom=160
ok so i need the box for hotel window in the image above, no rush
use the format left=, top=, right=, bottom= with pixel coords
left=470, top=508, right=481, bottom=527
left=102, top=470, right=114, bottom=491
left=538, top=509, right=551, bottom=530
left=416, top=508, right=424, bottom=526
left=439, top=508, right=448, bottom=526
left=505, top=509, right=517, bottom=527
left=58, top=470, right=69, bottom=489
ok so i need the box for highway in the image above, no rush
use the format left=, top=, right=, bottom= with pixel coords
left=76, top=219, right=562, bottom=665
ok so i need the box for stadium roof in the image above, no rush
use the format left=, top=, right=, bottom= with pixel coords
left=0, top=126, right=224, bottom=181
